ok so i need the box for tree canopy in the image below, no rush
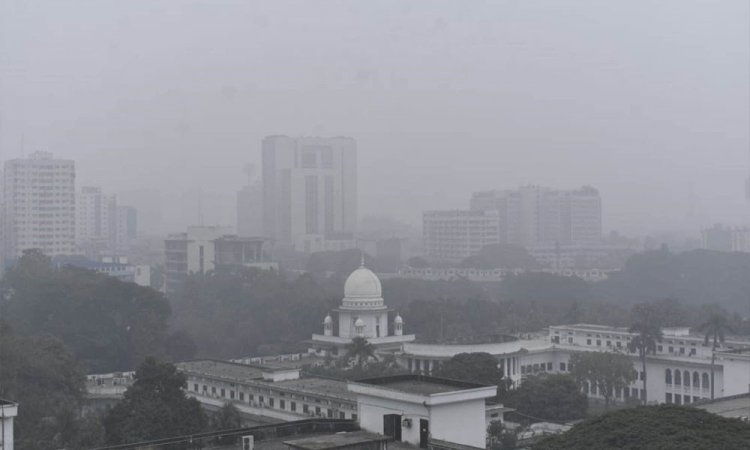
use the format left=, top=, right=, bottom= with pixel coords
left=0, top=324, right=97, bottom=450
left=0, top=249, right=178, bottom=372
left=533, top=405, right=750, bottom=450
left=504, top=374, right=588, bottom=423
left=569, top=352, right=636, bottom=408
left=103, top=358, right=208, bottom=444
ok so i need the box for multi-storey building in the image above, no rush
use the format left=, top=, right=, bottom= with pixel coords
left=262, top=136, right=357, bottom=253
left=76, top=186, right=116, bottom=254
left=237, top=182, right=263, bottom=237
left=424, top=186, right=602, bottom=263
left=3, top=152, right=76, bottom=259
left=164, top=226, right=274, bottom=294
left=422, top=210, right=501, bottom=263
left=701, top=224, right=750, bottom=253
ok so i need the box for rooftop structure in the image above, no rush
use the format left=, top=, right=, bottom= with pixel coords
left=0, top=399, right=19, bottom=450
left=348, top=375, right=496, bottom=449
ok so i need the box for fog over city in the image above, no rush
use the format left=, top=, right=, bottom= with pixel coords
left=1, top=0, right=748, bottom=235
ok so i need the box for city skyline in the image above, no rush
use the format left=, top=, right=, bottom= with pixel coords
left=1, top=1, right=748, bottom=235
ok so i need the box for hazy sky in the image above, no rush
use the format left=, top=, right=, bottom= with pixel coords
left=1, top=0, right=748, bottom=235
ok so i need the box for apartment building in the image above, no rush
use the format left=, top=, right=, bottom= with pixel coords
left=3, top=152, right=76, bottom=259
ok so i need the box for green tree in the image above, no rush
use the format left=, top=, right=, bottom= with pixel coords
left=534, top=404, right=750, bottom=450
left=504, top=374, right=588, bottom=423
left=1, top=250, right=174, bottom=372
left=434, top=352, right=510, bottom=399
left=0, top=323, right=88, bottom=450
left=569, top=352, right=637, bottom=409
left=628, top=303, right=663, bottom=404
left=211, top=403, right=243, bottom=444
left=103, top=358, right=208, bottom=444
left=345, top=337, right=378, bottom=368
left=487, top=421, right=518, bottom=450
left=698, top=308, right=733, bottom=399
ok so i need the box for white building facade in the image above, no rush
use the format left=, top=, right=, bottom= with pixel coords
left=262, top=136, right=357, bottom=253
left=0, top=399, right=18, bottom=450
left=3, top=152, right=76, bottom=259
left=396, top=323, right=750, bottom=406
left=310, top=263, right=415, bottom=356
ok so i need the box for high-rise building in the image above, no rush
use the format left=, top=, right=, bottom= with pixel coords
left=114, top=205, right=138, bottom=252
left=422, top=210, right=501, bottom=262
left=3, top=152, right=76, bottom=259
left=76, top=186, right=117, bottom=254
left=262, top=136, right=357, bottom=253
left=237, top=184, right=263, bottom=237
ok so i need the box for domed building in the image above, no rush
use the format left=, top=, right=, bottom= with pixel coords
left=311, top=262, right=415, bottom=356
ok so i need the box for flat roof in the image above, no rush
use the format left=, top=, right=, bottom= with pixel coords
left=274, top=378, right=356, bottom=401
left=284, top=431, right=389, bottom=450
left=355, top=375, right=488, bottom=395
left=693, top=393, right=750, bottom=418
left=176, top=360, right=265, bottom=380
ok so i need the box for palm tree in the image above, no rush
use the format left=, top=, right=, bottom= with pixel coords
left=628, top=304, right=663, bottom=405
left=345, top=337, right=377, bottom=369
left=698, top=311, right=733, bottom=399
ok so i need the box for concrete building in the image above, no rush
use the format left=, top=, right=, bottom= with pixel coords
left=422, top=210, right=501, bottom=263
left=237, top=182, right=264, bottom=237
left=348, top=375, right=496, bottom=449
left=310, top=262, right=415, bottom=356
left=76, top=186, right=116, bottom=255
left=177, top=360, right=359, bottom=422
left=396, top=323, right=750, bottom=406
left=52, top=255, right=150, bottom=287
left=3, top=152, right=76, bottom=259
left=425, top=186, right=602, bottom=263
left=262, top=136, right=357, bottom=253
left=701, top=225, right=750, bottom=252
left=164, top=226, right=274, bottom=294
left=0, top=399, right=18, bottom=450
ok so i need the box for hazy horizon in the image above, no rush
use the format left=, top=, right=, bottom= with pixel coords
left=2, top=0, right=748, bottom=236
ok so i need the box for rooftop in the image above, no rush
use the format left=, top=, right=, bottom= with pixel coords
left=284, top=431, right=389, bottom=450
left=354, top=375, right=488, bottom=395
left=176, top=359, right=265, bottom=380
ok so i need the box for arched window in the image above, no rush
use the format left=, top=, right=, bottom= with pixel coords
left=675, top=370, right=682, bottom=385
left=683, top=371, right=690, bottom=387
left=665, top=369, right=672, bottom=384
left=693, top=371, right=700, bottom=387
left=702, top=372, right=709, bottom=389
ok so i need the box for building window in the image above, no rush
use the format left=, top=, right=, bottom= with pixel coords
left=702, top=373, right=709, bottom=388
left=668, top=346, right=674, bottom=353
left=352, top=414, right=358, bottom=421
left=675, top=370, right=682, bottom=386
left=693, top=372, right=700, bottom=387
left=230, top=390, right=235, bottom=399
left=269, top=398, right=275, bottom=408
left=666, top=393, right=672, bottom=404
left=690, top=348, right=696, bottom=355
left=203, top=385, right=207, bottom=393
left=665, top=369, right=672, bottom=384
left=303, top=404, right=309, bottom=413
left=616, top=341, right=622, bottom=348
left=240, top=392, right=244, bottom=401
left=193, top=383, right=198, bottom=391
left=315, top=406, right=321, bottom=415
left=259, top=395, right=264, bottom=404
left=596, top=340, right=601, bottom=346
left=546, top=362, right=552, bottom=371
left=340, top=411, right=346, bottom=419
left=221, top=388, right=226, bottom=398
left=291, top=402, right=297, bottom=412
left=560, top=362, right=566, bottom=371
left=640, top=371, right=644, bottom=381
left=683, top=396, right=691, bottom=404
left=280, top=400, right=286, bottom=409
left=568, top=337, right=573, bottom=344
left=606, top=341, right=612, bottom=347
left=327, top=409, right=333, bottom=418
left=658, top=345, right=663, bottom=352
left=683, top=371, right=690, bottom=387
left=249, top=394, right=254, bottom=402
left=587, top=339, right=592, bottom=345
left=679, top=347, right=685, bottom=355
left=674, top=394, right=681, bottom=405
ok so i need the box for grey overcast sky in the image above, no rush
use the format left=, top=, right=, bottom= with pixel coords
left=1, top=0, right=748, bottom=235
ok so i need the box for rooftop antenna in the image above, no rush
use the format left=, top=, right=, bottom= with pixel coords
left=360, top=250, right=365, bottom=267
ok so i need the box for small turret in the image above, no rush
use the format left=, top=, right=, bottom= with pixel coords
left=323, top=314, right=333, bottom=336
left=354, top=318, right=365, bottom=337
left=394, top=313, right=404, bottom=336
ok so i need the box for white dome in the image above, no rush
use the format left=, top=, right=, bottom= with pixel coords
left=354, top=318, right=365, bottom=327
left=323, top=314, right=333, bottom=324
left=394, top=314, right=403, bottom=324
left=344, top=266, right=382, bottom=299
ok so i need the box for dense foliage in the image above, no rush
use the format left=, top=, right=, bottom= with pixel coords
left=0, top=324, right=101, bottom=450
left=597, top=248, right=750, bottom=314
left=533, top=405, right=750, bottom=449
left=434, top=352, right=510, bottom=399
left=569, top=352, right=636, bottom=408
left=0, top=250, right=180, bottom=372
left=504, top=374, right=588, bottom=423
left=103, top=358, right=208, bottom=444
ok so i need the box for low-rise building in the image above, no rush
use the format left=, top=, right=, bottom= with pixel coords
left=348, top=375, right=496, bottom=449
left=177, top=360, right=358, bottom=422
left=0, top=399, right=18, bottom=450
